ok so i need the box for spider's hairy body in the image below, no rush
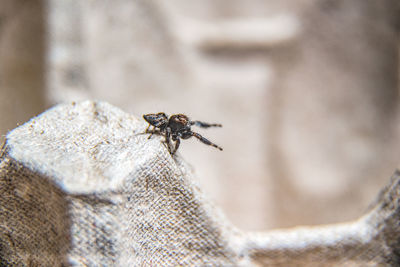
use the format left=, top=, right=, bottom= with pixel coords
left=143, top=113, right=223, bottom=155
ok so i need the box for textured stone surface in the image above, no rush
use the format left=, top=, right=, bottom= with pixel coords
left=0, top=101, right=399, bottom=266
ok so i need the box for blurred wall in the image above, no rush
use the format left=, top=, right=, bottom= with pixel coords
left=268, top=0, right=400, bottom=227
left=0, top=0, right=46, bottom=142
left=1, top=0, right=399, bottom=230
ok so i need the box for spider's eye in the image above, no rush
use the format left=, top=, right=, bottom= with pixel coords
left=178, top=114, right=189, bottom=124
left=173, top=115, right=188, bottom=125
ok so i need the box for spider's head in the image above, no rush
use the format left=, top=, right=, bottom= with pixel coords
left=143, top=112, right=168, bottom=129
left=169, top=114, right=190, bottom=132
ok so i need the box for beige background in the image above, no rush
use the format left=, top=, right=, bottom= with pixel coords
left=0, top=0, right=399, bottom=230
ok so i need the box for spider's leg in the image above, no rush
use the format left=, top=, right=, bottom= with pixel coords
left=145, top=124, right=151, bottom=132
left=147, top=126, right=155, bottom=139
left=172, top=138, right=180, bottom=155
left=191, top=132, right=223, bottom=151
left=190, top=121, right=222, bottom=128
left=165, top=128, right=174, bottom=153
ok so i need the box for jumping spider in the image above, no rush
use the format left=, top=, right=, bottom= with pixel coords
left=143, top=112, right=223, bottom=155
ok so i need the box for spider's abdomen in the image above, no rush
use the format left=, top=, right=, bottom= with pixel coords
left=143, top=113, right=168, bottom=128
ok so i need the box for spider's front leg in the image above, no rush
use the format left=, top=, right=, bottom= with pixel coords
left=146, top=125, right=155, bottom=139
left=164, top=128, right=174, bottom=154
left=171, top=137, right=181, bottom=155
left=190, top=121, right=222, bottom=128
left=190, top=132, right=223, bottom=151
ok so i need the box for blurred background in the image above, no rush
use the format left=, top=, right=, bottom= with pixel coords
left=0, top=0, right=399, bottom=231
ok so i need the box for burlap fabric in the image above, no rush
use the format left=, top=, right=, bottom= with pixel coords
left=0, top=101, right=399, bottom=266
